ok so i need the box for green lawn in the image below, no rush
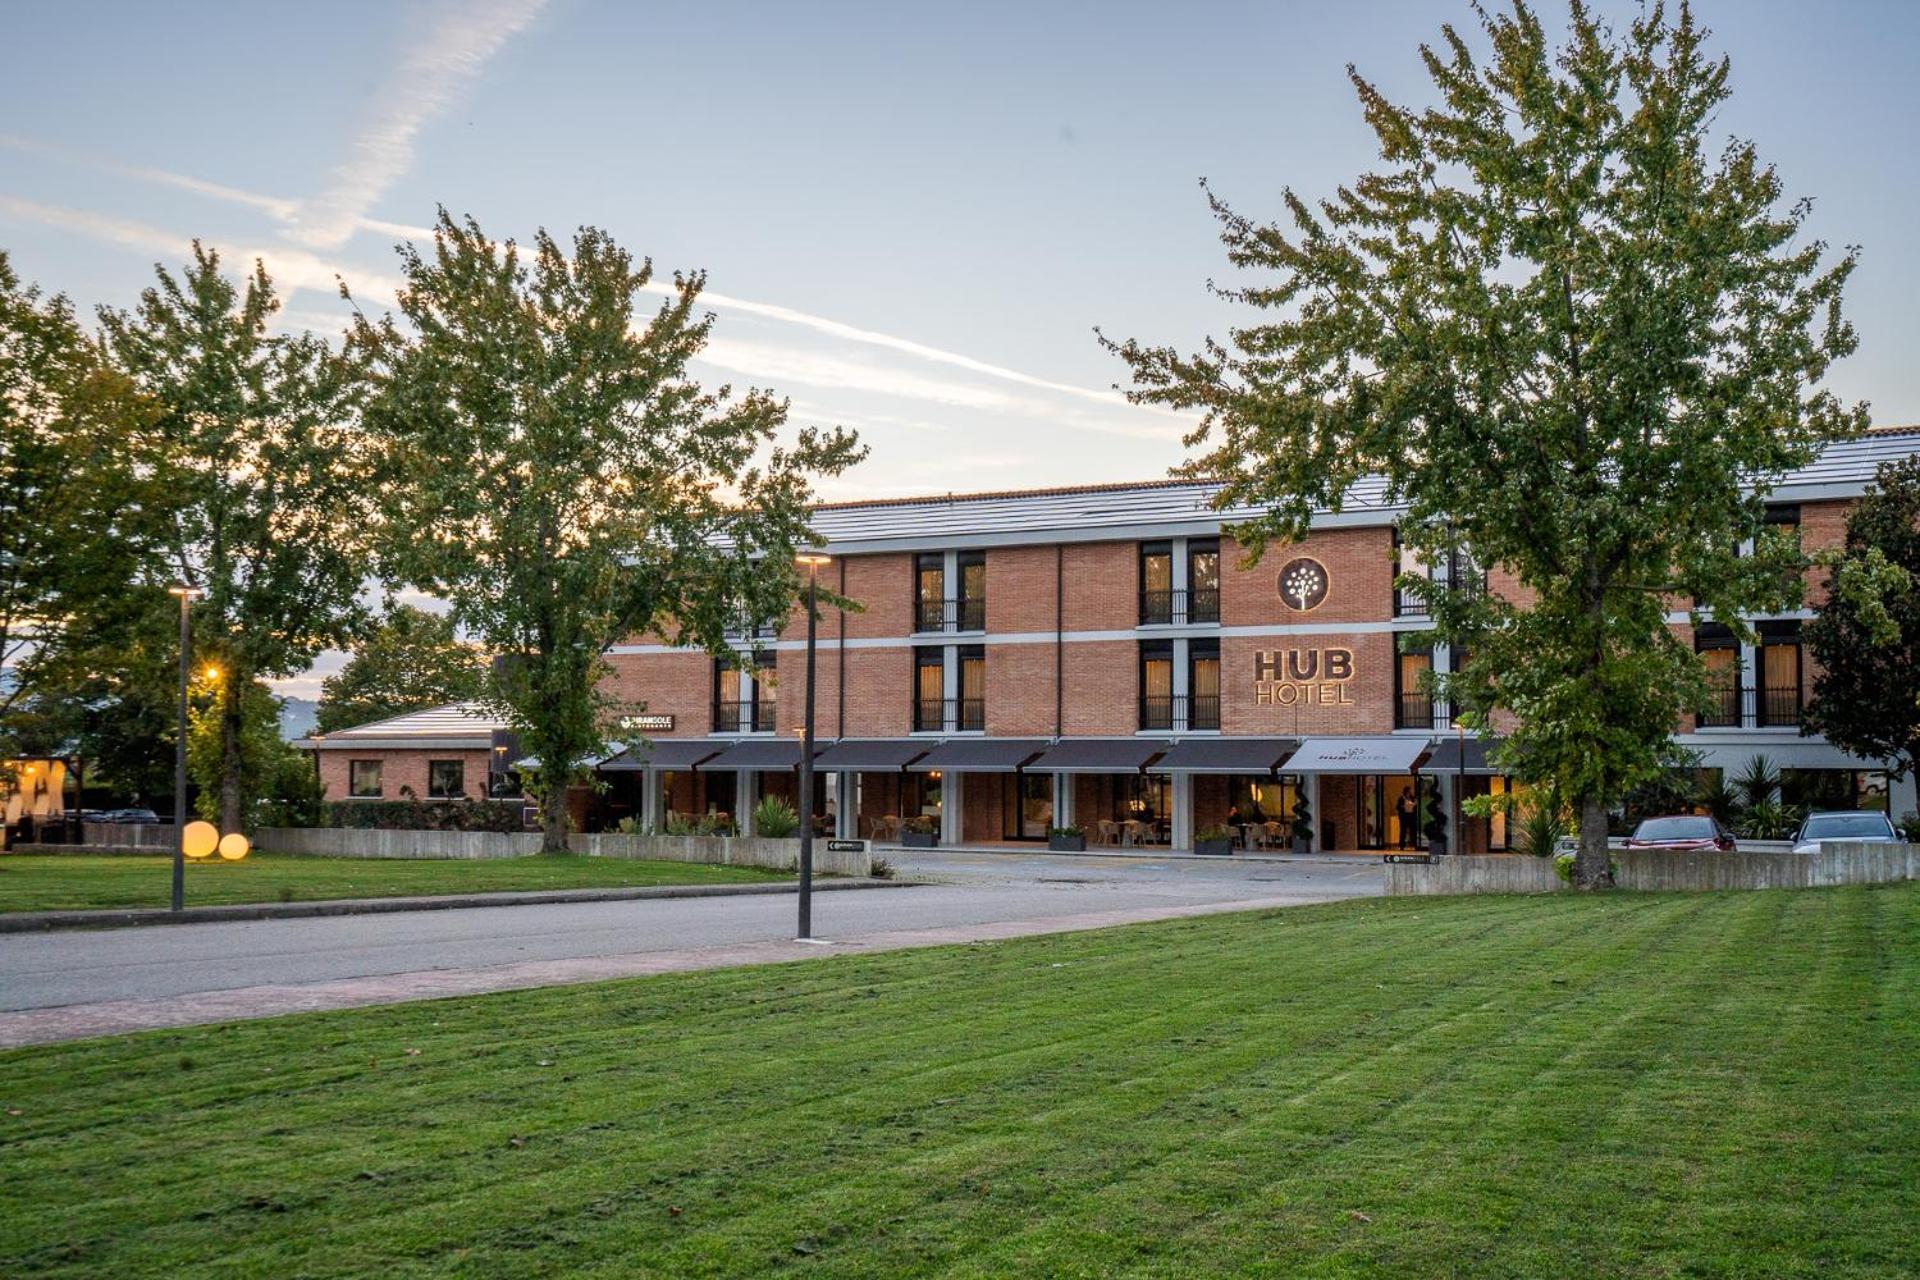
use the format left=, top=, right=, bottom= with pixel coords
left=0, top=853, right=789, bottom=913
left=2, top=886, right=1914, bottom=1278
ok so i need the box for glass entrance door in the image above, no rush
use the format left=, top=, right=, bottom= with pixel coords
left=1358, top=775, right=1429, bottom=850
left=1002, top=772, right=1052, bottom=840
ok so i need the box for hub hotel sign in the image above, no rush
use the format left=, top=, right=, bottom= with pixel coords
left=1252, top=646, right=1356, bottom=706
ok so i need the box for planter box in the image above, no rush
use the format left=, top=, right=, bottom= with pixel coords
left=1292, top=835, right=1312, bottom=854
left=1427, top=836, right=1449, bottom=857
left=900, top=831, right=939, bottom=848
left=1194, top=838, right=1233, bottom=856
left=1048, top=833, right=1086, bottom=852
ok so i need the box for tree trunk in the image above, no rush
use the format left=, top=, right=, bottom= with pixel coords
left=1574, top=792, right=1614, bottom=889
left=219, top=675, right=245, bottom=833
left=540, top=775, right=569, bottom=854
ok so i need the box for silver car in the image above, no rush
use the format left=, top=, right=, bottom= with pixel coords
left=1790, top=810, right=1899, bottom=855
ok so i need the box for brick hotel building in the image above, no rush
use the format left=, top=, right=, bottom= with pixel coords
left=305, top=430, right=1920, bottom=851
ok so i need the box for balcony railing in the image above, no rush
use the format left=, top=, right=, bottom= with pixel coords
left=1139, top=588, right=1221, bottom=626
left=713, top=699, right=777, bottom=734
left=1139, top=694, right=1221, bottom=732
left=1757, top=685, right=1802, bottom=728
left=721, top=618, right=780, bottom=640
left=914, top=697, right=985, bottom=732
left=913, top=597, right=986, bottom=633
left=1395, top=693, right=1436, bottom=730
left=1698, top=685, right=1742, bottom=728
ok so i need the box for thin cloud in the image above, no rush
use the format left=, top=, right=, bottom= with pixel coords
left=287, top=0, right=548, bottom=250
left=0, top=195, right=403, bottom=309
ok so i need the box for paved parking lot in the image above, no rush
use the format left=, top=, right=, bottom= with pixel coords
left=0, top=848, right=1382, bottom=1045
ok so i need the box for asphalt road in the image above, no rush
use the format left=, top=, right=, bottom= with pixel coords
left=0, top=849, right=1382, bottom=1018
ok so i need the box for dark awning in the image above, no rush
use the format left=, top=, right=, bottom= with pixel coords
left=598, top=739, right=725, bottom=772
left=1025, top=738, right=1166, bottom=774
left=812, top=739, right=931, bottom=771
left=697, top=739, right=807, bottom=771
left=1286, top=736, right=1430, bottom=774
left=1424, top=735, right=1507, bottom=775
left=1150, top=737, right=1299, bottom=774
left=907, top=739, right=1048, bottom=772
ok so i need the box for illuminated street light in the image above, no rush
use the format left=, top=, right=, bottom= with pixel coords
left=794, top=551, right=831, bottom=940
left=167, top=585, right=202, bottom=913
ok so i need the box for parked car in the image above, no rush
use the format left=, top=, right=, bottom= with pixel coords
left=1626, top=815, right=1736, bottom=853
left=95, top=808, right=160, bottom=824
left=1790, top=810, right=1899, bottom=855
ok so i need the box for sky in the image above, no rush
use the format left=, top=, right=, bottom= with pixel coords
left=4, top=0, right=1917, bottom=695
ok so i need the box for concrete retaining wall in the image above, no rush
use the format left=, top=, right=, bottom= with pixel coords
left=248, top=827, right=871, bottom=875
left=1388, top=842, right=1920, bottom=896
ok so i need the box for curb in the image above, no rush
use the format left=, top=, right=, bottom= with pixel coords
left=0, top=877, right=918, bottom=934
left=880, top=844, right=1381, bottom=868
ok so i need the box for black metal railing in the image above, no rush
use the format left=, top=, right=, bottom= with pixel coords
left=913, top=597, right=987, bottom=633
left=713, top=699, right=777, bottom=734
left=1395, top=693, right=1436, bottom=730
left=914, top=697, right=986, bottom=732
left=1758, top=684, right=1802, bottom=727
left=1698, top=685, right=1742, bottom=728
left=721, top=618, right=780, bottom=640
left=1138, top=588, right=1222, bottom=626
left=1392, top=585, right=1428, bottom=618
left=1138, top=694, right=1221, bottom=731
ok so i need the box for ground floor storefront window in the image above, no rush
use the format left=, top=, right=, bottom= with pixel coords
left=1455, top=775, right=1514, bottom=853
left=999, top=773, right=1051, bottom=841
left=1781, top=768, right=1889, bottom=813
left=1358, top=775, right=1436, bottom=851
left=1074, top=773, right=1170, bottom=846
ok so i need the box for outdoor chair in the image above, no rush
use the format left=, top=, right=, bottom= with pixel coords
left=1095, top=820, right=1120, bottom=846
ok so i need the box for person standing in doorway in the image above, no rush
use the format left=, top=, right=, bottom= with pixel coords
left=1394, top=788, right=1418, bottom=850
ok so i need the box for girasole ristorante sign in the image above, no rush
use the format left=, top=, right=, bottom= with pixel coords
left=1252, top=646, right=1356, bottom=706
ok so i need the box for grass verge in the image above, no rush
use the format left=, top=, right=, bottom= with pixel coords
left=1, top=885, right=1914, bottom=1277
left=0, top=853, right=789, bottom=913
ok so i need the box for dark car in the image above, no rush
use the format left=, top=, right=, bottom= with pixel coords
left=97, top=808, right=161, bottom=825
left=1791, top=810, right=1898, bottom=854
left=1627, top=815, right=1736, bottom=853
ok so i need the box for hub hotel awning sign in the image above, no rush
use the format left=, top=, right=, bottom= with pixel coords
left=1285, top=737, right=1431, bottom=774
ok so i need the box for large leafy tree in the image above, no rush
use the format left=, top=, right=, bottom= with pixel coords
left=1803, top=457, right=1920, bottom=780
left=0, top=251, right=162, bottom=753
left=350, top=212, right=863, bottom=851
left=1109, top=1, right=1865, bottom=886
left=316, top=603, right=486, bottom=733
left=100, top=245, right=377, bottom=833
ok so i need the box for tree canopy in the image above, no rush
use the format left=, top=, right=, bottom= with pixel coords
left=100, top=244, right=377, bottom=831
left=317, top=604, right=486, bottom=734
left=1109, top=1, right=1866, bottom=885
left=1804, top=456, right=1920, bottom=780
left=350, top=212, right=863, bottom=850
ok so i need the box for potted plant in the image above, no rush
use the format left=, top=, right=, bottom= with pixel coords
left=1194, top=824, right=1234, bottom=856
left=752, top=796, right=800, bottom=838
left=1047, top=825, right=1086, bottom=852
left=1291, top=793, right=1314, bottom=854
left=900, top=814, right=939, bottom=848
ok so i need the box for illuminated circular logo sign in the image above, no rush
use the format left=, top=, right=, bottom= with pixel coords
left=1277, top=557, right=1329, bottom=612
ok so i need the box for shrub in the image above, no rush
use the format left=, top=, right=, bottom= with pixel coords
left=1047, top=825, right=1084, bottom=838
left=1515, top=791, right=1568, bottom=858
left=868, top=857, right=896, bottom=880
left=753, top=796, right=801, bottom=838
left=1900, top=811, right=1920, bottom=843
left=1291, top=792, right=1314, bottom=842
left=1195, top=824, right=1233, bottom=843
left=323, top=798, right=525, bottom=832
left=902, top=814, right=937, bottom=836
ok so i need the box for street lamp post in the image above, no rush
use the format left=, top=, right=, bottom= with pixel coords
left=794, top=553, right=831, bottom=940
left=167, top=585, right=201, bottom=913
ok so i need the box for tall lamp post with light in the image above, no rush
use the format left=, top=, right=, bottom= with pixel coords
left=794, top=551, right=831, bottom=940
left=166, top=585, right=202, bottom=912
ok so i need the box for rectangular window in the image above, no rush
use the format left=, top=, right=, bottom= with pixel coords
left=1395, top=641, right=1435, bottom=730
left=1757, top=622, right=1803, bottom=727
left=913, top=648, right=945, bottom=732
left=958, top=645, right=985, bottom=730
left=1392, top=528, right=1428, bottom=618
left=1696, top=624, right=1741, bottom=728
left=1139, top=641, right=1174, bottom=730
left=348, top=759, right=383, bottom=798
left=1449, top=546, right=1487, bottom=596
left=1189, top=638, right=1221, bottom=729
left=714, top=658, right=745, bottom=733
left=427, top=759, right=465, bottom=799
left=714, top=654, right=774, bottom=733
left=1188, top=539, right=1221, bottom=624
left=915, top=553, right=945, bottom=632
left=957, top=551, right=986, bottom=631
left=752, top=652, right=776, bottom=732
left=1139, top=541, right=1174, bottom=625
